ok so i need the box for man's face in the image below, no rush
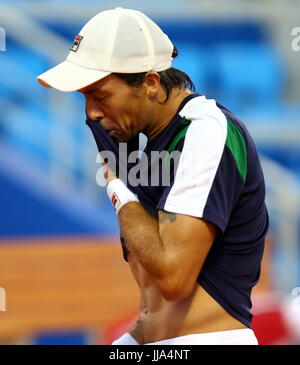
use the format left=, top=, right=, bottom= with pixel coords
left=79, top=74, right=149, bottom=142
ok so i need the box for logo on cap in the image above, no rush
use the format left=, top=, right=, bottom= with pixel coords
left=70, top=35, right=83, bottom=52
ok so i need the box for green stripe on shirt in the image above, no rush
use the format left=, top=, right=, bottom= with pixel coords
left=167, top=118, right=191, bottom=155
left=226, top=118, right=247, bottom=182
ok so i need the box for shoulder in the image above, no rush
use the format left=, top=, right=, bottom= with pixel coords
left=179, top=95, right=227, bottom=133
left=175, top=96, right=228, bottom=155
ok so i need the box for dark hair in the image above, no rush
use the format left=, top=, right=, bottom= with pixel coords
left=114, top=46, right=195, bottom=102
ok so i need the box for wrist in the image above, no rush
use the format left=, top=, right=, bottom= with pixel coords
left=107, top=179, right=139, bottom=215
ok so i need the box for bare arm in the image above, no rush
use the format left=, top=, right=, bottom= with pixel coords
left=118, top=202, right=217, bottom=301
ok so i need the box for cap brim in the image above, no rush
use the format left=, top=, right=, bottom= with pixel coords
left=37, top=60, right=111, bottom=92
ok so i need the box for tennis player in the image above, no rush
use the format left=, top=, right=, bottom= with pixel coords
left=37, top=8, right=269, bottom=345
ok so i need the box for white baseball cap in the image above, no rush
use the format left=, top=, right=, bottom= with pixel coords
left=37, top=7, right=174, bottom=92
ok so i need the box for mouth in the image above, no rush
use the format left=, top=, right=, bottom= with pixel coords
left=101, top=124, right=125, bottom=140
left=108, top=130, right=123, bottom=139
left=102, top=126, right=114, bottom=134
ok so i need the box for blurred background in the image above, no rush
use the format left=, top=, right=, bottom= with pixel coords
left=0, top=0, right=300, bottom=345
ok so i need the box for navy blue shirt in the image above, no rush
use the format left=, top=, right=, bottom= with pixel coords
left=86, top=93, right=269, bottom=329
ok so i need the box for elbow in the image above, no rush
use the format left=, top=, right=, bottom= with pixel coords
left=156, top=277, right=195, bottom=302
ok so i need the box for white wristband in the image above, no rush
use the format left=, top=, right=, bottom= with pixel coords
left=107, top=179, right=139, bottom=215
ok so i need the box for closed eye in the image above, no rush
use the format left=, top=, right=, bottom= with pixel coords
left=94, top=95, right=109, bottom=103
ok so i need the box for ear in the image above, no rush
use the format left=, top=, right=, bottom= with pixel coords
left=143, top=72, right=161, bottom=98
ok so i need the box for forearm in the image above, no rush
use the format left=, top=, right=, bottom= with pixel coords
left=104, top=176, right=184, bottom=300
left=118, top=202, right=167, bottom=281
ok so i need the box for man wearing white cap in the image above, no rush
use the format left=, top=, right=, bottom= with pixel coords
left=37, top=7, right=268, bottom=345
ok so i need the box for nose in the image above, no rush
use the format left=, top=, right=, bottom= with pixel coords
left=85, top=97, right=104, bottom=121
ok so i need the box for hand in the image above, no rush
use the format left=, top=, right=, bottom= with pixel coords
left=102, top=159, right=117, bottom=184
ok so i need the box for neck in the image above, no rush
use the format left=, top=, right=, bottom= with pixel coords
left=145, top=88, right=192, bottom=141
